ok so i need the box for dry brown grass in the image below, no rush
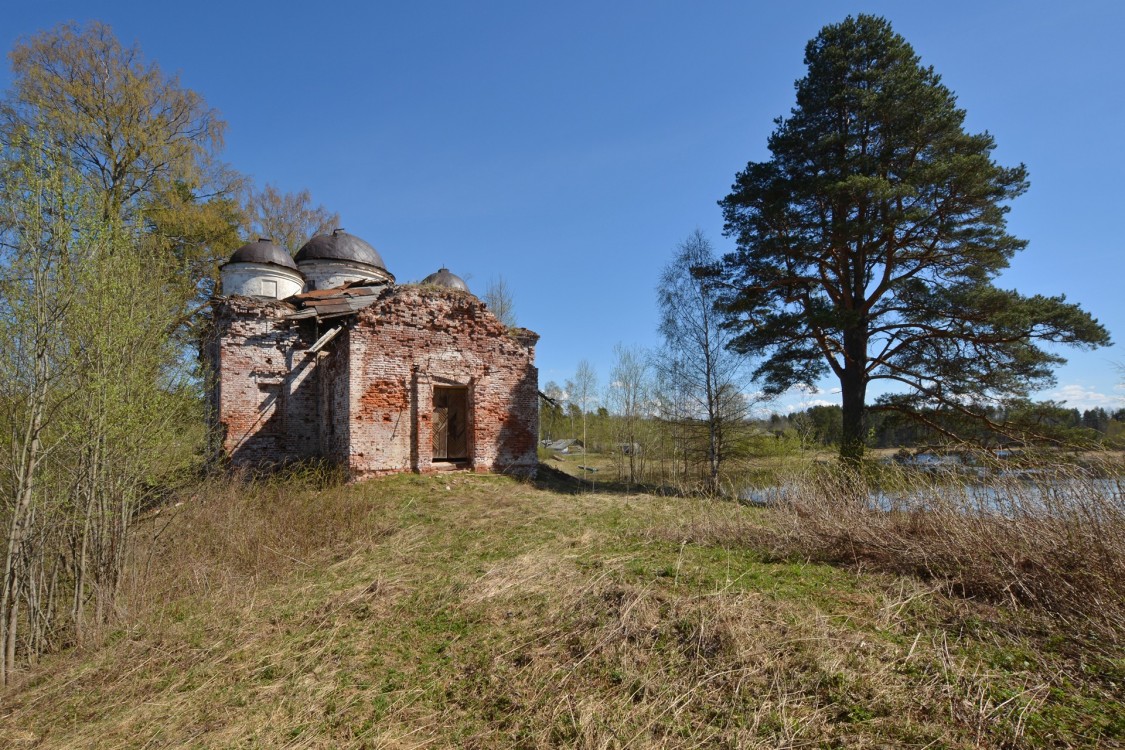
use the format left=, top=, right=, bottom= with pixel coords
left=1, top=470, right=1122, bottom=748
left=122, top=469, right=396, bottom=614
left=710, top=463, right=1125, bottom=644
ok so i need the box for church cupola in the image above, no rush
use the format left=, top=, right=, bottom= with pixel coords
left=220, top=238, right=305, bottom=299
left=421, top=267, right=470, bottom=292
left=294, top=229, right=395, bottom=290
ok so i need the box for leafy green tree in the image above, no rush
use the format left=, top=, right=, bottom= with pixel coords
left=0, top=135, right=87, bottom=683
left=0, top=132, right=201, bottom=684
left=0, top=21, right=243, bottom=328
left=715, top=15, right=1110, bottom=462
left=1081, top=407, right=1109, bottom=434
left=145, top=180, right=244, bottom=323
left=1108, top=405, right=1125, bottom=448
left=805, top=405, right=844, bottom=446
left=1, top=21, right=231, bottom=220
left=0, top=21, right=227, bottom=684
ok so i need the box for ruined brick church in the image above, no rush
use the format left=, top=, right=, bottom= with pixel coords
left=203, top=230, right=539, bottom=479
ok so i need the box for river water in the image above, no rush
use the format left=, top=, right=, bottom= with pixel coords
left=740, top=457, right=1124, bottom=517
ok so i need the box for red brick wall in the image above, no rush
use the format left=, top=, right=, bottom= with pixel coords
left=318, top=327, right=352, bottom=465
left=208, top=298, right=318, bottom=468
left=208, top=287, right=538, bottom=479
left=344, top=286, right=539, bottom=478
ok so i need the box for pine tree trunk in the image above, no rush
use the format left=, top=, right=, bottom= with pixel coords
left=840, top=327, right=868, bottom=466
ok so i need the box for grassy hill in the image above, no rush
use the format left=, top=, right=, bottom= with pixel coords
left=1, top=470, right=1121, bottom=748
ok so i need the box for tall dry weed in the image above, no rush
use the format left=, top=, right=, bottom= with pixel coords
left=119, top=468, right=389, bottom=619
left=739, top=463, right=1125, bottom=641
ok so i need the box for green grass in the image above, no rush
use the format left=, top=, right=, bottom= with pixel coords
left=1, top=471, right=1121, bottom=748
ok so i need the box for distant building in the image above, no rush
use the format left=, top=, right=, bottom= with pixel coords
left=203, top=231, right=539, bottom=479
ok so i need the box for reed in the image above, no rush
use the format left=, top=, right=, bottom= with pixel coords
left=739, top=461, right=1125, bottom=641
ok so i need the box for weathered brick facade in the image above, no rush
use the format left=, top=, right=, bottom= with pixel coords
left=205, top=285, right=539, bottom=479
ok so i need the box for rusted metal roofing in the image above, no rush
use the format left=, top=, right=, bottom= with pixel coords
left=421, top=267, right=470, bottom=292
left=284, top=280, right=385, bottom=321
left=295, top=229, right=388, bottom=271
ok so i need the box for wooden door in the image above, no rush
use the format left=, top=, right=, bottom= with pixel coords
left=432, top=387, right=468, bottom=460
left=432, top=404, right=449, bottom=458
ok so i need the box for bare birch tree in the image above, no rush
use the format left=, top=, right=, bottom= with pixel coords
left=570, top=360, right=598, bottom=453
left=482, top=276, right=517, bottom=328
left=0, top=136, right=90, bottom=683
left=242, top=184, right=340, bottom=255
left=656, top=230, right=753, bottom=493
left=607, top=344, right=652, bottom=487
left=0, top=94, right=205, bottom=686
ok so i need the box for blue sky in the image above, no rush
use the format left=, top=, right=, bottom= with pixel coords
left=3, top=1, right=1123, bottom=414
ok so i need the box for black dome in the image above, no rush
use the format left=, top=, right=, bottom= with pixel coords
left=227, top=238, right=298, bottom=270
left=421, top=267, right=469, bottom=292
left=295, top=229, right=387, bottom=270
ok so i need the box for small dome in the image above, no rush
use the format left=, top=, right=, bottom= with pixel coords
left=295, top=229, right=387, bottom=271
left=421, top=267, right=469, bottom=292
left=226, top=238, right=297, bottom=270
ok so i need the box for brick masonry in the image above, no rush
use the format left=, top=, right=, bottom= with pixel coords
left=205, top=286, right=539, bottom=479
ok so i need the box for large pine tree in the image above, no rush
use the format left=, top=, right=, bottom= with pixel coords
left=716, top=15, right=1110, bottom=461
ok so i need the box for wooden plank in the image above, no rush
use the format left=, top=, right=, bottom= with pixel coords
left=433, top=407, right=448, bottom=458
left=312, top=302, right=352, bottom=314
left=308, top=326, right=343, bottom=353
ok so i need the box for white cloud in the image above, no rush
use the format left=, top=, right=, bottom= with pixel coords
left=783, top=398, right=837, bottom=414
left=1046, top=383, right=1125, bottom=411
left=761, top=384, right=845, bottom=416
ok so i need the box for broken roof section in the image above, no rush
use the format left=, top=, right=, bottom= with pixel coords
left=284, top=280, right=386, bottom=321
